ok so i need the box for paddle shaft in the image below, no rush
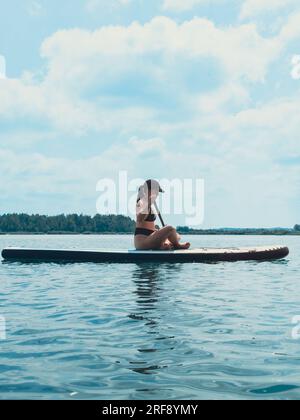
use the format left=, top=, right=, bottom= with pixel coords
left=154, top=201, right=165, bottom=227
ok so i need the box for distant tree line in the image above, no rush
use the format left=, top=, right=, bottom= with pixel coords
left=177, top=225, right=300, bottom=235
left=0, top=214, right=135, bottom=234
left=0, top=213, right=299, bottom=235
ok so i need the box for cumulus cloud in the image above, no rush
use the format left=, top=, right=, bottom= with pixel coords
left=240, top=0, right=299, bottom=20
left=128, top=137, right=165, bottom=156
left=1, top=13, right=300, bottom=224
left=279, top=11, right=300, bottom=42
left=0, top=16, right=288, bottom=138
left=40, top=17, right=281, bottom=85
left=1, top=89, right=299, bottom=224
left=162, top=0, right=300, bottom=21
left=196, top=82, right=250, bottom=113
left=179, top=94, right=300, bottom=225
left=0, top=76, right=155, bottom=136
left=0, top=135, right=167, bottom=215
left=0, top=140, right=134, bottom=204
left=1, top=14, right=299, bottom=142
left=217, top=96, right=300, bottom=159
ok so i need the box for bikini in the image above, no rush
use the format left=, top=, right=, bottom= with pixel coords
left=135, top=201, right=156, bottom=237
left=135, top=227, right=155, bottom=236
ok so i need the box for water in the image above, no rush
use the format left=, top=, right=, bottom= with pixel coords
left=0, top=234, right=299, bottom=400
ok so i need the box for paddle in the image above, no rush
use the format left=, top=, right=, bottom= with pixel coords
left=154, top=201, right=165, bottom=228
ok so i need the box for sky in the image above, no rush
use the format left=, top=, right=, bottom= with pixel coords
left=0, top=0, right=300, bottom=228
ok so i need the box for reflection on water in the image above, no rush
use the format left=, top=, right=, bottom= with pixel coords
left=128, top=264, right=180, bottom=376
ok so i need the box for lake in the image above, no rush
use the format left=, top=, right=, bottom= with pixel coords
left=0, top=235, right=299, bottom=400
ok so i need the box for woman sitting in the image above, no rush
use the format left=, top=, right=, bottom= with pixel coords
left=134, top=179, right=191, bottom=251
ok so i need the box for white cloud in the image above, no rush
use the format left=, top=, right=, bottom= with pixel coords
left=196, top=82, right=250, bottom=113
left=0, top=55, right=6, bottom=79
left=291, top=55, right=300, bottom=80
left=1, top=14, right=300, bottom=138
left=0, top=142, right=133, bottom=197
left=218, top=97, right=300, bottom=161
left=0, top=76, right=155, bottom=136
left=2, top=13, right=300, bottom=152
left=86, top=0, right=131, bottom=13
left=177, top=94, right=300, bottom=225
left=1, top=8, right=300, bottom=224
left=129, top=137, right=165, bottom=156
left=1, top=88, right=299, bottom=224
left=279, top=11, right=300, bottom=42
left=40, top=16, right=280, bottom=84
left=240, top=0, right=299, bottom=20
left=162, top=0, right=214, bottom=12
left=1, top=14, right=300, bottom=221
left=162, top=0, right=300, bottom=21
left=0, top=16, right=287, bottom=142
left=163, top=0, right=236, bottom=13
left=0, top=135, right=167, bottom=215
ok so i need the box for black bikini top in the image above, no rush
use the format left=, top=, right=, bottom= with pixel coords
left=137, top=198, right=156, bottom=222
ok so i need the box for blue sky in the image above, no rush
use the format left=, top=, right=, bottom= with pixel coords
left=0, top=0, right=300, bottom=227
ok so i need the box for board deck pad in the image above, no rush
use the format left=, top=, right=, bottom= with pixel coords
left=1, top=246, right=289, bottom=263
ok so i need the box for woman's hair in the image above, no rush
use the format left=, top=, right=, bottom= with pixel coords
left=137, top=185, right=146, bottom=201
left=137, top=179, right=162, bottom=203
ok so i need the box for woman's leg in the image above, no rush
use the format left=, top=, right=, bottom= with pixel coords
left=164, top=227, right=190, bottom=249
left=135, top=226, right=190, bottom=250
left=135, top=226, right=174, bottom=250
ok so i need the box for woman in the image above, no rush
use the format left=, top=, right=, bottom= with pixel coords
left=134, top=179, right=191, bottom=251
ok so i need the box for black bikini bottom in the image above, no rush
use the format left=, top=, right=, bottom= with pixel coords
left=135, top=228, right=155, bottom=237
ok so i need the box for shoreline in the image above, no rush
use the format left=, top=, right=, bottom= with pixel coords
left=0, top=232, right=299, bottom=236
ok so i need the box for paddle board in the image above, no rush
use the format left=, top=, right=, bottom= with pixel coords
left=1, top=246, right=289, bottom=263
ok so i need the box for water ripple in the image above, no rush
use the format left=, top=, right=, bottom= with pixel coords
left=0, top=234, right=299, bottom=400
